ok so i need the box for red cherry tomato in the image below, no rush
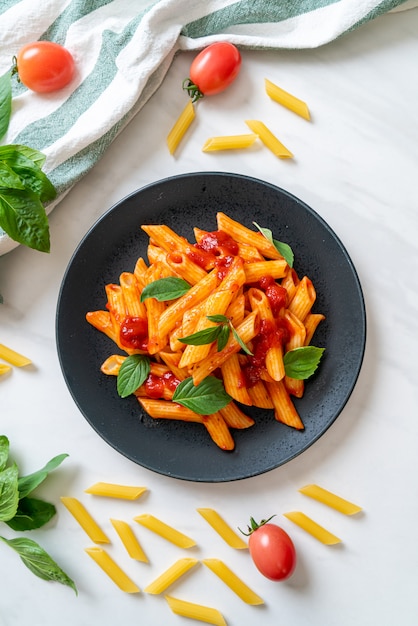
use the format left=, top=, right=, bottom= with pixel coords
left=244, top=516, right=296, bottom=581
left=183, top=42, right=241, bottom=102
left=15, top=41, right=75, bottom=93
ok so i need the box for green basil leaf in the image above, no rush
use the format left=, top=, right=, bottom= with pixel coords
left=0, top=161, right=26, bottom=190
left=0, top=435, right=10, bottom=472
left=253, top=222, right=294, bottom=268
left=0, top=463, right=19, bottom=522
left=6, top=497, right=56, bottom=531
left=0, top=71, right=12, bottom=141
left=231, top=326, right=253, bottom=356
left=0, top=187, right=50, bottom=252
left=217, top=324, right=230, bottom=352
left=0, top=536, right=77, bottom=593
left=283, top=346, right=325, bottom=380
left=140, top=277, right=190, bottom=302
left=5, top=153, right=56, bottom=203
left=117, top=354, right=150, bottom=398
left=178, top=325, right=222, bottom=346
left=172, top=376, right=232, bottom=414
left=18, top=453, right=68, bottom=499
left=0, top=145, right=46, bottom=168
left=206, top=314, right=229, bottom=324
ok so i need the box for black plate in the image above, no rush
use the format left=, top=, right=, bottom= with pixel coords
left=56, top=172, right=366, bottom=482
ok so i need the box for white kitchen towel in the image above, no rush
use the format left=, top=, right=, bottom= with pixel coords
left=0, top=0, right=414, bottom=254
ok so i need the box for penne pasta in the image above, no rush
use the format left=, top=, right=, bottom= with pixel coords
left=197, top=508, right=247, bottom=549
left=167, top=99, right=196, bottom=155
left=110, top=519, right=149, bottom=561
left=202, top=412, right=235, bottom=451
left=144, top=558, right=199, bottom=594
left=202, top=133, right=258, bottom=152
left=85, top=482, right=147, bottom=500
left=245, top=119, right=293, bottom=158
left=60, top=497, right=110, bottom=543
left=165, top=595, right=227, bottom=626
left=283, top=511, right=341, bottom=545
left=266, top=379, right=304, bottom=429
left=298, top=484, right=362, bottom=515
left=265, top=78, right=311, bottom=121
left=85, top=546, right=140, bottom=592
left=202, top=559, right=264, bottom=605
left=134, top=514, right=196, bottom=548
left=0, top=363, right=12, bottom=375
left=0, top=343, right=31, bottom=367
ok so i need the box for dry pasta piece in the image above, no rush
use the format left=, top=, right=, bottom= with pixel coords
left=0, top=344, right=31, bottom=367
left=283, top=511, right=341, bottom=545
left=134, top=514, right=196, bottom=548
left=265, top=78, right=311, bottom=121
left=299, top=484, right=362, bottom=515
left=60, top=497, right=110, bottom=543
left=167, top=99, right=195, bottom=155
left=202, top=559, right=264, bottom=605
left=110, top=519, right=149, bottom=562
left=197, top=508, right=247, bottom=549
left=85, top=546, right=140, bottom=592
left=85, top=482, right=147, bottom=500
left=145, top=558, right=199, bottom=594
left=202, top=133, right=258, bottom=152
left=0, top=363, right=12, bottom=375
left=165, top=595, right=226, bottom=626
left=245, top=119, right=293, bottom=158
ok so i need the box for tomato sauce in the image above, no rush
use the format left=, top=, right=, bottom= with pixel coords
left=241, top=317, right=290, bottom=388
left=258, top=275, right=287, bottom=316
left=189, top=229, right=239, bottom=273
left=144, top=371, right=180, bottom=399
left=119, top=316, right=148, bottom=351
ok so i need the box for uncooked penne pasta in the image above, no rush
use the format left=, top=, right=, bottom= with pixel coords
left=85, top=482, right=147, bottom=500
left=283, top=511, right=341, bottom=545
left=165, top=595, right=227, bottom=626
left=110, top=519, right=149, bottom=562
left=265, top=78, right=311, bottom=121
left=245, top=119, right=293, bottom=158
left=167, top=99, right=196, bottom=155
left=134, top=514, right=196, bottom=548
left=202, top=559, right=264, bottom=605
left=60, top=497, right=110, bottom=543
left=0, top=363, right=12, bottom=375
left=85, top=546, right=140, bottom=593
left=144, top=558, right=199, bottom=594
left=0, top=343, right=31, bottom=367
left=299, top=484, right=362, bottom=515
left=197, top=508, right=247, bottom=549
left=202, top=133, right=258, bottom=152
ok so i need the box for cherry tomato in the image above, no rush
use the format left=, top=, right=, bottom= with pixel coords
left=15, top=41, right=75, bottom=93
left=183, top=42, right=241, bottom=102
left=243, top=516, right=296, bottom=581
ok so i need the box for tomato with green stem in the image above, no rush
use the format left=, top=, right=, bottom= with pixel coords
left=240, top=515, right=297, bottom=581
left=183, top=42, right=241, bottom=102
left=13, top=41, right=75, bottom=93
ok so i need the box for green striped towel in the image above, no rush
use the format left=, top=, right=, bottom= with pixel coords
left=0, top=0, right=414, bottom=254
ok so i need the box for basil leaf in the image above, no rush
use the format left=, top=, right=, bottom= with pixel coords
left=0, top=536, right=77, bottom=593
left=0, top=145, right=46, bottom=168
left=5, top=153, right=56, bottom=203
left=207, top=314, right=229, bottom=324
left=0, top=187, right=50, bottom=252
left=172, top=376, right=232, bottom=414
left=217, top=324, right=230, bottom=351
left=0, top=463, right=19, bottom=522
left=0, top=71, right=12, bottom=141
left=6, top=497, right=56, bottom=531
left=0, top=435, right=9, bottom=472
left=178, top=325, right=222, bottom=346
left=140, top=277, right=190, bottom=302
left=18, top=453, right=68, bottom=499
left=117, top=354, right=150, bottom=398
left=283, top=346, right=325, bottom=380
left=231, top=326, right=253, bottom=355
left=0, top=161, right=26, bottom=190
left=253, top=222, right=294, bottom=268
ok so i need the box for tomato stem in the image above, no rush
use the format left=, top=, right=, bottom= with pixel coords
left=10, top=56, right=20, bottom=82
left=182, top=78, right=204, bottom=103
left=238, top=514, right=277, bottom=536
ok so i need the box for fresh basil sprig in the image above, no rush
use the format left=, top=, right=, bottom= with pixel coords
left=0, top=436, right=76, bottom=592
left=283, top=346, right=325, bottom=380
left=140, top=277, right=191, bottom=302
left=117, top=354, right=150, bottom=398
left=172, top=376, right=232, bottom=414
left=179, top=314, right=253, bottom=355
left=253, top=221, right=294, bottom=268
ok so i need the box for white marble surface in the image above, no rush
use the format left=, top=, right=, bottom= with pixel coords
left=1, top=9, right=418, bottom=626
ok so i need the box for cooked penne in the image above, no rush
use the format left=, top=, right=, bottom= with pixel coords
left=283, top=511, right=341, bottom=545
left=244, top=259, right=288, bottom=283
left=167, top=99, right=196, bottom=155
left=221, top=353, right=252, bottom=405
left=110, top=519, right=149, bottom=561
left=245, top=119, right=293, bottom=158
left=202, top=133, right=258, bottom=152
left=134, top=514, right=196, bottom=548
left=266, top=380, right=304, bottom=429
left=304, top=313, right=326, bottom=346
left=216, top=212, right=281, bottom=259
left=85, top=546, right=140, bottom=592
left=85, top=482, right=147, bottom=500
left=203, top=412, right=235, bottom=451
left=299, top=484, right=362, bottom=515
left=287, top=276, right=316, bottom=322
left=219, top=402, right=254, bottom=429
left=60, top=497, right=110, bottom=543
left=86, top=310, right=118, bottom=345
left=265, top=78, right=311, bottom=121
left=137, top=398, right=203, bottom=422
left=165, top=595, right=227, bottom=626
left=119, top=272, right=146, bottom=318
left=0, top=343, right=31, bottom=367
left=144, top=558, right=199, bottom=594
left=202, top=559, right=264, bottom=605
left=197, top=508, right=247, bottom=549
